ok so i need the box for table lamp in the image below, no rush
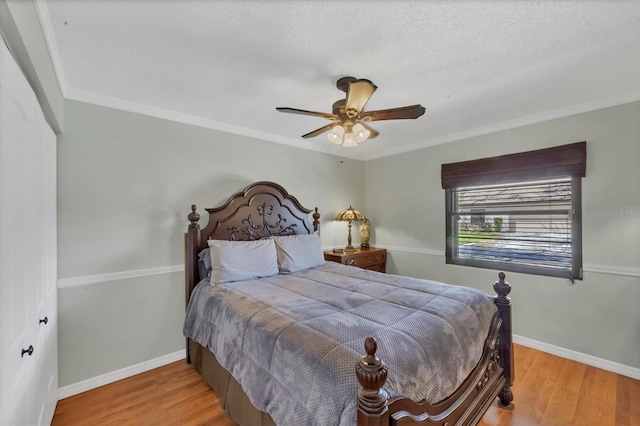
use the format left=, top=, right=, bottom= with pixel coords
left=335, top=206, right=366, bottom=252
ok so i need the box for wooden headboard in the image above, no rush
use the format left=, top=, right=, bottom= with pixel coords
left=184, top=181, right=320, bottom=304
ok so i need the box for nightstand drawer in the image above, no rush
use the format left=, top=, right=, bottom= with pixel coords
left=324, top=247, right=387, bottom=273
left=362, top=263, right=385, bottom=273
left=344, top=252, right=386, bottom=268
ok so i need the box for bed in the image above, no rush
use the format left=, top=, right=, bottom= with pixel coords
left=183, top=181, right=514, bottom=426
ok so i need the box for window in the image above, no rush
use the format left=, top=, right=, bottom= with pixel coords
left=442, top=142, right=586, bottom=280
left=470, top=208, right=486, bottom=228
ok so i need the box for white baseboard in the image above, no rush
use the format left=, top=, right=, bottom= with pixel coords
left=56, top=336, right=638, bottom=401
left=513, top=334, right=640, bottom=380
left=57, top=349, right=186, bottom=400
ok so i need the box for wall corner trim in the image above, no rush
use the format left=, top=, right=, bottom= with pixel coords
left=382, top=245, right=640, bottom=278
left=582, top=264, right=640, bottom=277
left=57, top=349, right=186, bottom=400
left=58, top=247, right=340, bottom=288
left=383, top=245, right=444, bottom=257
left=57, top=264, right=185, bottom=288
left=55, top=252, right=638, bottom=289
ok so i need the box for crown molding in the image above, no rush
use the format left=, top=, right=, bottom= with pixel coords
left=35, top=1, right=638, bottom=162
left=61, top=87, right=639, bottom=163
left=64, top=87, right=365, bottom=161
left=361, top=92, right=640, bottom=161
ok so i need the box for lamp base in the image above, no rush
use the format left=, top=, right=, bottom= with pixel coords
left=344, top=222, right=356, bottom=252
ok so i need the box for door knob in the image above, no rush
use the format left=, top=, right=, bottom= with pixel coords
left=39, top=316, right=48, bottom=325
left=21, top=345, right=34, bottom=357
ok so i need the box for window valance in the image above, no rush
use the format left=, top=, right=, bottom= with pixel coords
left=441, top=141, right=587, bottom=189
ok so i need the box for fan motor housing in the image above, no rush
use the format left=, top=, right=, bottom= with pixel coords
left=336, top=76, right=358, bottom=93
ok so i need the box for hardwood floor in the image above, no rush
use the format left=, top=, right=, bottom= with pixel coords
left=52, top=361, right=234, bottom=426
left=52, top=344, right=639, bottom=426
left=479, top=345, right=639, bottom=426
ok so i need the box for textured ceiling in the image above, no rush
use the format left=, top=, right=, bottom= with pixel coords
left=39, top=0, right=640, bottom=160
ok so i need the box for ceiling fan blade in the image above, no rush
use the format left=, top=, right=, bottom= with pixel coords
left=360, top=104, right=426, bottom=121
left=345, top=79, right=377, bottom=118
left=359, top=122, right=379, bottom=139
left=301, top=122, right=338, bottom=139
left=276, top=107, right=338, bottom=120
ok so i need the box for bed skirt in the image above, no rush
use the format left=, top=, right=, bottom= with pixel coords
left=189, top=339, right=277, bottom=426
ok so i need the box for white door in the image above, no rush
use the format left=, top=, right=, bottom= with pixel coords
left=34, top=104, right=58, bottom=426
left=0, top=39, right=58, bottom=426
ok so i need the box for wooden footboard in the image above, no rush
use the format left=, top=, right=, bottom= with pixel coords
left=356, top=272, right=514, bottom=426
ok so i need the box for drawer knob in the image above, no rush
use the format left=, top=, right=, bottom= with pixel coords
left=39, top=316, right=48, bottom=325
left=21, top=345, right=34, bottom=357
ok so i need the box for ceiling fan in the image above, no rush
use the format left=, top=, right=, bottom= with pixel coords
left=276, top=76, right=426, bottom=148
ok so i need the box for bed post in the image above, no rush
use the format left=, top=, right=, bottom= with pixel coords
left=355, top=337, right=389, bottom=426
left=185, top=204, right=201, bottom=363
left=493, top=272, right=514, bottom=408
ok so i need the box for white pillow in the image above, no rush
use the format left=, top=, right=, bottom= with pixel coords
left=273, top=232, right=325, bottom=274
left=208, top=239, right=278, bottom=284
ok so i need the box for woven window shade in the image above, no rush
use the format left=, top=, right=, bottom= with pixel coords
left=441, top=141, right=586, bottom=189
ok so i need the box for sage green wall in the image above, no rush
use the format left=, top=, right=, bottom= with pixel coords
left=57, top=99, right=364, bottom=386
left=364, top=102, right=640, bottom=369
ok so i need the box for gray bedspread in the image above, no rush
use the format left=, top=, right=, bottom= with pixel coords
left=183, top=262, right=497, bottom=426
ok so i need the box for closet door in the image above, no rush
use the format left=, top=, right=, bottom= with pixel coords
left=34, top=104, right=58, bottom=425
left=0, top=40, right=58, bottom=426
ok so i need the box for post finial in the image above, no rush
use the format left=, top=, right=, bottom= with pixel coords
left=355, top=336, right=389, bottom=418
left=312, top=207, right=320, bottom=232
left=364, top=336, right=377, bottom=357
left=494, top=272, right=511, bottom=303
left=188, top=204, right=200, bottom=228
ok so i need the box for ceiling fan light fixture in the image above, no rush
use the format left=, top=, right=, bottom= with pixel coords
left=277, top=76, right=426, bottom=147
left=353, top=123, right=370, bottom=143
left=327, top=125, right=345, bottom=144
left=342, top=132, right=358, bottom=148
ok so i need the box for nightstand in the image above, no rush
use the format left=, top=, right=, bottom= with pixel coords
left=324, top=247, right=387, bottom=273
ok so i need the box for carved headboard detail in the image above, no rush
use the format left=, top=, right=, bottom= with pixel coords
left=196, top=182, right=318, bottom=243
left=224, top=201, right=303, bottom=240
left=185, top=181, right=321, bottom=304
